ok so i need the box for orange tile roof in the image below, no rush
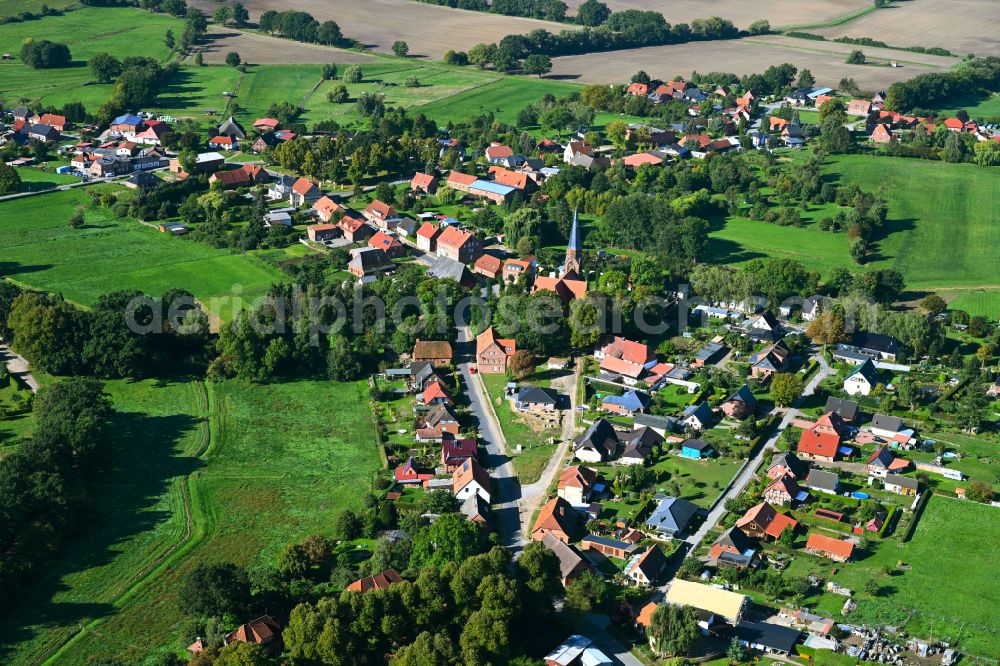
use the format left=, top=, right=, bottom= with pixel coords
left=806, top=533, right=854, bottom=559
left=436, top=225, right=476, bottom=251
left=416, top=222, right=441, bottom=239
left=476, top=326, right=515, bottom=357
left=636, top=602, right=657, bottom=628
left=559, top=465, right=596, bottom=490
left=411, top=172, right=436, bottom=189
left=533, top=496, right=576, bottom=536
left=474, top=254, right=503, bottom=275
left=365, top=199, right=395, bottom=218
left=347, top=569, right=403, bottom=592
left=338, top=215, right=366, bottom=233
left=797, top=429, right=840, bottom=458
left=453, top=458, right=490, bottom=495
left=292, top=177, right=317, bottom=195
left=313, top=195, right=343, bottom=219
left=447, top=170, right=478, bottom=186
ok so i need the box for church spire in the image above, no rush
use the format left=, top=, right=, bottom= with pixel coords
left=562, top=208, right=582, bottom=279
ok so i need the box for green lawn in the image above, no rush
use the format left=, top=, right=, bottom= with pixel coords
left=0, top=8, right=182, bottom=110
left=707, top=155, right=1000, bottom=311
left=481, top=371, right=562, bottom=484
left=0, top=0, right=76, bottom=18
left=0, top=188, right=286, bottom=322
left=0, top=378, right=382, bottom=664
left=783, top=496, right=1000, bottom=658
left=416, top=75, right=581, bottom=125
left=156, top=65, right=243, bottom=125
left=708, top=215, right=853, bottom=277
left=15, top=165, right=79, bottom=192
left=824, top=155, right=1000, bottom=292
left=236, top=61, right=496, bottom=127
left=0, top=377, right=33, bottom=452
left=929, top=90, right=1000, bottom=119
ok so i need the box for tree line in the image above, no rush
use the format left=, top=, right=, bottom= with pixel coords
left=0, top=378, right=114, bottom=607
left=259, top=10, right=349, bottom=47
left=460, top=13, right=741, bottom=71
left=886, top=56, right=1000, bottom=114
left=1, top=285, right=211, bottom=378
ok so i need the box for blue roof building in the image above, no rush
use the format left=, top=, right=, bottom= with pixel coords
left=602, top=389, right=651, bottom=415
left=111, top=114, right=143, bottom=127
left=645, top=496, right=699, bottom=537
left=680, top=438, right=713, bottom=460
left=469, top=179, right=517, bottom=198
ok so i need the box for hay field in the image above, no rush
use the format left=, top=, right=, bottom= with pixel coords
left=547, top=36, right=955, bottom=88
left=191, top=0, right=575, bottom=59
left=813, top=0, right=1000, bottom=56
left=194, top=29, right=376, bottom=64
left=562, top=0, right=872, bottom=30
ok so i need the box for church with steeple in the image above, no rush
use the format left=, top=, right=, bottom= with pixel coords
left=561, top=208, right=582, bottom=279
left=533, top=209, right=588, bottom=302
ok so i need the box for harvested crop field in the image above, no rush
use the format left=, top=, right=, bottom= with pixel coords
left=194, top=30, right=376, bottom=65
left=813, top=0, right=1000, bottom=57
left=547, top=36, right=955, bottom=88
left=562, top=0, right=872, bottom=31
left=191, top=0, right=574, bottom=59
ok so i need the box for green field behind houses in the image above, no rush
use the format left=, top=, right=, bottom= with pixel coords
left=0, top=8, right=182, bottom=110
left=709, top=154, right=1000, bottom=315
left=0, top=378, right=381, bottom=665
left=929, top=90, right=1000, bottom=119
left=416, top=75, right=580, bottom=125
left=784, top=496, right=1000, bottom=658
left=0, top=188, right=286, bottom=323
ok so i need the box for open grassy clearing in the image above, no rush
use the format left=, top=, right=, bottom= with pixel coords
left=0, top=188, right=286, bottom=323
left=190, top=0, right=574, bottom=59
left=234, top=61, right=499, bottom=126
left=0, top=0, right=76, bottom=18
left=193, top=28, right=375, bottom=65
left=813, top=0, right=1000, bottom=59
left=417, top=75, right=581, bottom=125
left=708, top=215, right=853, bottom=278
left=823, top=155, right=1000, bottom=292
left=0, top=8, right=182, bottom=110
left=14, top=165, right=79, bottom=192
left=547, top=36, right=952, bottom=89
left=156, top=65, right=243, bottom=124
left=784, top=496, right=1000, bottom=658
left=2, top=378, right=381, bottom=664
left=706, top=154, right=1000, bottom=307
left=562, top=0, right=872, bottom=30
left=0, top=378, right=208, bottom=666
left=928, top=90, right=1000, bottom=119
left=0, top=376, right=34, bottom=452
left=481, top=370, right=562, bottom=484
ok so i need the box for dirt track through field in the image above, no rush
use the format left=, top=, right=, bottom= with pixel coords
left=191, top=0, right=576, bottom=59
left=548, top=36, right=957, bottom=89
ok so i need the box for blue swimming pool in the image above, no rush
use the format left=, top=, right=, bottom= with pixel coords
left=852, top=492, right=870, bottom=500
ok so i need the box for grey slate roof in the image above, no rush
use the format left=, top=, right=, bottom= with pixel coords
left=517, top=386, right=558, bottom=406
left=735, top=621, right=802, bottom=654
left=574, top=418, right=619, bottom=459
left=885, top=473, right=918, bottom=490
left=768, top=452, right=808, bottom=478
left=871, top=413, right=902, bottom=433
left=645, top=496, right=698, bottom=535
left=824, top=397, right=859, bottom=422
left=804, top=469, right=840, bottom=493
